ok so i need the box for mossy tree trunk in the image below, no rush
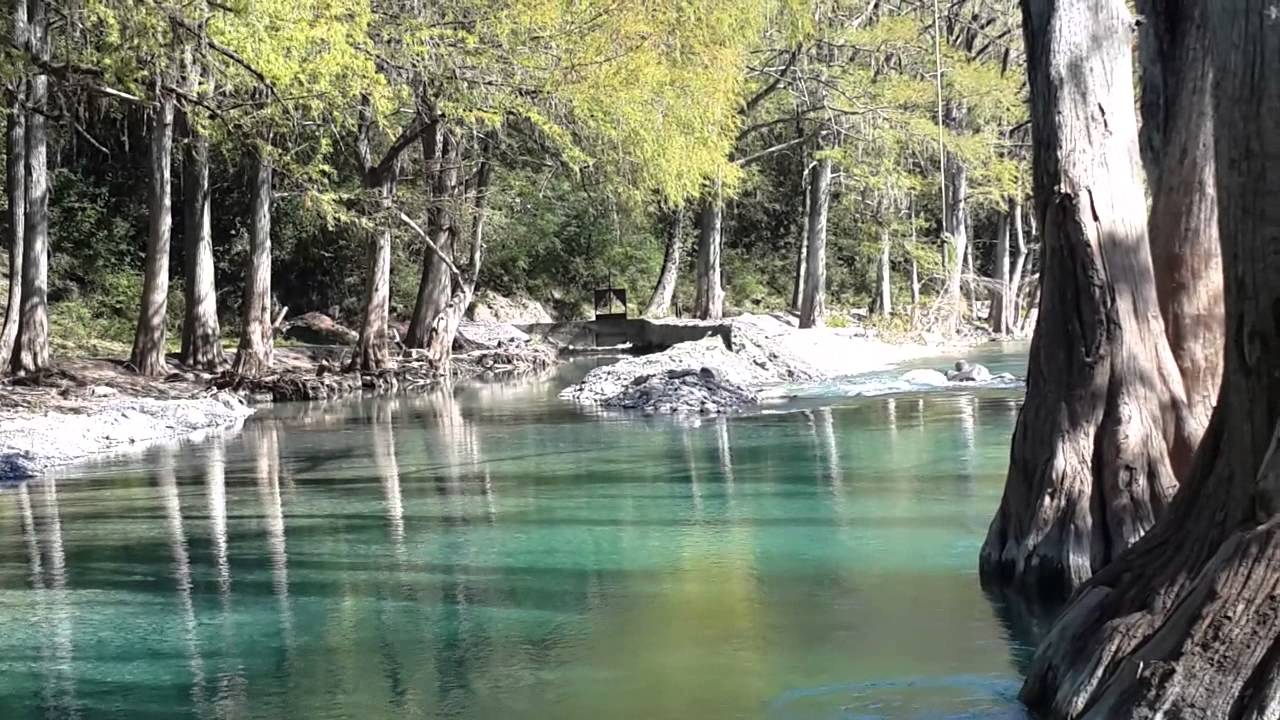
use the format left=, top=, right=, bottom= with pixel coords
left=798, top=153, right=830, bottom=329
left=1, top=0, right=27, bottom=367
left=1019, top=3, right=1280, bottom=714
left=642, top=206, right=684, bottom=318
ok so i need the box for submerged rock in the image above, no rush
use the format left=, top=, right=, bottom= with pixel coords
left=901, top=369, right=950, bottom=386
left=946, top=360, right=992, bottom=383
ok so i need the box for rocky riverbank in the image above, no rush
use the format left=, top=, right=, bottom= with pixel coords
left=560, top=313, right=984, bottom=415
left=0, top=390, right=254, bottom=478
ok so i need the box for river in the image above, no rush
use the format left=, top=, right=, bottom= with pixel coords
left=0, top=346, right=1037, bottom=719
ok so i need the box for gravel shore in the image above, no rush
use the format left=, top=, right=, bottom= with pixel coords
left=0, top=392, right=254, bottom=478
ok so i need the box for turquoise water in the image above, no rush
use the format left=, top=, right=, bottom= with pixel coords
left=0, top=348, right=1035, bottom=719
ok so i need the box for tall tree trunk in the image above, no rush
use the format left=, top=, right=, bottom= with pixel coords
left=798, top=155, right=831, bottom=329
left=642, top=206, right=684, bottom=318
left=13, top=0, right=49, bottom=375
left=424, top=159, right=491, bottom=368
left=404, top=120, right=453, bottom=349
left=1019, top=4, right=1280, bottom=714
left=179, top=39, right=222, bottom=371
left=978, top=0, right=1195, bottom=598
left=1, top=12, right=26, bottom=368
left=988, top=207, right=1011, bottom=334
left=351, top=170, right=397, bottom=372
left=232, top=148, right=273, bottom=377
left=693, top=183, right=724, bottom=320
left=131, top=91, right=175, bottom=377
left=791, top=163, right=812, bottom=312
left=942, top=145, right=969, bottom=329
left=1138, top=0, right=1222, bottom=437
left=180, top=124, right=222, bottom=370
left=874, top=224, right=892, bottom=317
left=1007, top=197, right=1028, bottom=333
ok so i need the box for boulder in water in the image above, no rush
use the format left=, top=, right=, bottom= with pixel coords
left=901, top=369, right=950, bottom=387
left=946, top=360, right=992, bottom=382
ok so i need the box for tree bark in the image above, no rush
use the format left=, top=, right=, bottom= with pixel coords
left=404, top=119, right=454, bottom=349
left=1019, top=4, right=1280, bottom=714
left=2, top=1, right=26, bottom=368
left=130, top=91, right=175, bottom=376
left=693, top=183, right=724, bottom=320
left=232, top=148, right=273, bottom=377
left=798, top=155, right=831, bottom=329
left=423, top=159, right=491, bottom=368
left=642, top=206, right=684, bottom=318
left=350, top=170, right=397, bottom=372
left=13, top=0, right=49, bottom=375
left=1138, top=0, right=1222, bottom=437
left=978, top=0, right=1195, bottom=599
left=988, top=207, right=1011, bottom=334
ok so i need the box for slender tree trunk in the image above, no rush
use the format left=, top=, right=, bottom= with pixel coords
left=13, top=0, right=49, bottom=375
left=232, top=148, right=273, bottom=377
left=874, top=224, right=892, bottom=317
left=404, top=120, right=454, bottom=349
left=693, top=182, right=724, bottom=320
left=1007, top=197, right=1028, bottom=333
left=180, top=124, right=222, bottom=370
left=131, top=92, right=175, bottom=376
left=642, top=206, right=684, bottom=318
left=942, top=144, right=969, bottom=329
left=791, top=163, right=812, bottom=312
left=179, top=38, right=222, bottom=371
left=424, top=160, right=491, bottom=368
left=351, top=170, right=397, bottom=372
left=978, top=0, right=1196, bottom=598
left=1138, top=0, right=1222, bottom=437
left=798, top=155, right=831, bottom=329
left=1020, top=4, right=1280, bottom=714
left=2, top=30, right=26, bottom=366
left=989, top=207, right=1011, bottom=334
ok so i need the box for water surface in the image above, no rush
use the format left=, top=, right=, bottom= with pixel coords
left=0, top=348, right=1036, bottom=719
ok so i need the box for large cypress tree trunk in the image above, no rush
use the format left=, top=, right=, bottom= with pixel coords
left=232, top=148, right=273, bottom=377
left=1020, top=4, right=1280, bottom=714
left=131, top=92, right=175, bottom=376
left=1, top=0, right=26, bottom=367
left=642, top=207, right=684, bottom=318
left=13, top=0, right=49, bottom=375
left=404, top=120, right=453, bottom=349
left=798, top=155, right=831, bottom=329
left=1138, top=0, right=1222, bottom=436
left=978, top=0, right=1196, bottom=598
left=350, top=170, right=397, bottom=372
left=693, top=184, right=724, bottom=321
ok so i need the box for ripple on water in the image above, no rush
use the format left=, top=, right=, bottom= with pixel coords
left=766, top=675, right=1031, bottom=720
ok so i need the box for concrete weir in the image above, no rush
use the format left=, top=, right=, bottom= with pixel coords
left=513, top=318, right=733, bottom=353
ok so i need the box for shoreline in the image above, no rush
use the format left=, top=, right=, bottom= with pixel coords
left=0, top=315, right=1000, bottom=478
